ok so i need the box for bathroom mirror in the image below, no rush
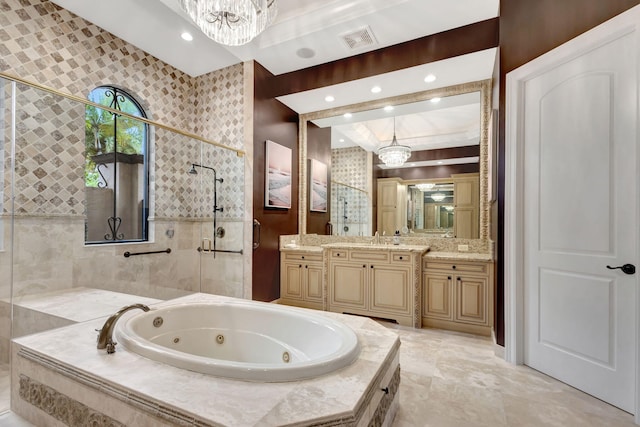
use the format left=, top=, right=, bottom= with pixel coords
left=298, top=80, right=491, bottom=241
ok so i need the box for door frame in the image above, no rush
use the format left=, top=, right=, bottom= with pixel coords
left=504, top=5, right=640, bottom=421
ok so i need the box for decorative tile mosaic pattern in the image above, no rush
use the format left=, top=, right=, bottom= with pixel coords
left=0, top=0, right=248, bottom=308
left=0, top=0, right=246, bottom=220
left=331, top=147, right=371, bottom=235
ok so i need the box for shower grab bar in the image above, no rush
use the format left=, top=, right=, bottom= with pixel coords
left=197, top=247, right=243, bottom=255
left=253, top=219, right=261, bottom=250
left=124, top=248, right=171, bottom=257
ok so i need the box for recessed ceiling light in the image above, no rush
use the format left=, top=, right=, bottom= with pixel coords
left=384, top=105, right=394, bottom=112
left=371, top=86, right=382, bottom=94
left=437, top=161, right=443, bottom=164
left=339, top=139, right=345, bottom=142
left=424, top=74, right=436, bottom=83
left=181, top=32, right=193, bottom=41
left=344, top=113, right=352, bottom=119
left=296, top=47, right=316, bottom=59
left=431, top=97, right=441, bottom=103
left=325, top=95, right=335, bottom=102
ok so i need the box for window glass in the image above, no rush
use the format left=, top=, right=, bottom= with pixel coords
left=85, top=86, right=149, bottom=243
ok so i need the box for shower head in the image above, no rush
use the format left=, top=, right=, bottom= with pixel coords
left=188, top=164, right=198, bottom=175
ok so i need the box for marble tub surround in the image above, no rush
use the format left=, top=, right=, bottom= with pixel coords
left=0, top=288, right=162, bottom=364
left=12, top=293, right=401, bottom=427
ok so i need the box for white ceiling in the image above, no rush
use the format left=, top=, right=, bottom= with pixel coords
left=49, top=0, right=498, bottom=157
left=49, top=0, right=499, bottom=77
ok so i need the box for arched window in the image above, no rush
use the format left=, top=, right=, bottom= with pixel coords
left=84, top=86, right=149, bottom=243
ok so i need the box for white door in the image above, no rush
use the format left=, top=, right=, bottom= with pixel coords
left=512, top=8, right=639, bottom=413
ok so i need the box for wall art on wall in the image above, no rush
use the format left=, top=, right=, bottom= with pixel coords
left=310, top=159, right=328, bottom=212
left=265, top=140, right=292, bottom=208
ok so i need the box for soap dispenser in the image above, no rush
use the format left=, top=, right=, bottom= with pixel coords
left=393, top=230, right=400, bottom=245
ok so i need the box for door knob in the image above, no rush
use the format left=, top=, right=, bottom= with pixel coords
left=606, top=264, right=636, bottom=275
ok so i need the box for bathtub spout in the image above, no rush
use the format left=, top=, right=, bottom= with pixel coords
left=97, top=303, right=150, bottom=354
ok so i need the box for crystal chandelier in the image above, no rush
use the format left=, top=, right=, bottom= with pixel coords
left=180, top=0, right=278, bottom=46
left=415, top=183, right=435, bottom=191
left=377, top=117, right=411, bottom=168
left=431, top=193, right=446, bottom=202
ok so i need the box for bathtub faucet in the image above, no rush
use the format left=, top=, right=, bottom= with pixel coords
left=96, top=303, right=150, bottom=354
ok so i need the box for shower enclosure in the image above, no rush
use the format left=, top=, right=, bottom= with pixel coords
left=0, top=73, right=247, bottom=413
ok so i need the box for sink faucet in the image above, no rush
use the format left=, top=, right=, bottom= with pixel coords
left=96, top=303, right=150, bottom=354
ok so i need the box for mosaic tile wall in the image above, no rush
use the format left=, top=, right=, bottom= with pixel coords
left=0, top=0, right=248, bottom=312
left=330, top=147, right=371, bottom=235
left=0, top=0, right=246, bottom=221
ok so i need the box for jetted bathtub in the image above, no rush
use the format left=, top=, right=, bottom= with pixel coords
left=114, top=300, right=360, bottom=382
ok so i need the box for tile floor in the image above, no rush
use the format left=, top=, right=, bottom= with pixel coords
left=0, top=325, right=637, bottom=426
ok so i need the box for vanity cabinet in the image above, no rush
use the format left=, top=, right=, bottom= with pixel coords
left=422, top=258, right=493, bottom=336
left=328, top=248, right=419, bottom=327
left=280, top=251, right=323, bottom=310
left=377, top=178, right=407, bottom=236
left=452, top=173, right=479, bottom=239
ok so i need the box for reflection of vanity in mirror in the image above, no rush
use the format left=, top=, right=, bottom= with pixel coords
left=381, top=173, right=479, bottom=238
left=297, top=80, right=488, bottom=241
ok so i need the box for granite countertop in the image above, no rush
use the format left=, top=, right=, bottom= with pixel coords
left=321, top=242, right=430, bottom=253
left=279, top=245, right=323, bottom=253
left=424, top=251, right=493, bottom=262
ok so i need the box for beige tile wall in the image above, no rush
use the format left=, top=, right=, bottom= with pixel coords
left=0, top=0, right=248, bottom=337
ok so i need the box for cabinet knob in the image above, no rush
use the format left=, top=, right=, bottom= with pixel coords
left=452, top=265, right=456, bottom=270
left=399, top=256, right=403, bottom=260
left=457, top=277, right=461, bottom=281
left=370, top=265, right=374, bottom=269
left=298, top=264, right=302, bottom=268
left=305, top=265, right=308, bottom=269
left=448, top=276, right=451, bottom=280
left=301, top=255, right=305, bottom=259
left=363, top=265, right=366, bottom=268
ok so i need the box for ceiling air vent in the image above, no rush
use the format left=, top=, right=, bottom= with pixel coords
left=340, top=26, right=378, bottom=50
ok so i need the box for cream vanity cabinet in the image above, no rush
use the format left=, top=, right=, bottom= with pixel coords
left=280, top=250, right=324, bottom=310
left=377, top=178, right=407, bottom=236
left=422, top=256, right=493, bottom=336
left=327, top=246, right=425, bottom=327
left=452, top=173, right=479, bottom=239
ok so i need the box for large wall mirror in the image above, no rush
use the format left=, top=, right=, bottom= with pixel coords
left=298, top=80, right=491, bottom=241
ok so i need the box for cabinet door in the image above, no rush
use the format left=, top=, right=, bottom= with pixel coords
left=281, top=262, right=303, bottom=300
left=305, top=263, right=324, bottom=302
left=454, top=274, right=488, bottom=325
left=330, top=263, right=367, bottom=309
left=454, top=207, right=477, bottom=239
left=423, top=271, right=453, bottom=320
left=370, top=265, right=411, bottom=316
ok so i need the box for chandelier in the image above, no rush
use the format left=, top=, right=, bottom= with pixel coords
left=431, top=193, right=446, bottom=202
left=377, top=117, right=411, bottom=168
left=180, top=0, right=278, bottom=46
left=415, top=183, right=435, bottom=191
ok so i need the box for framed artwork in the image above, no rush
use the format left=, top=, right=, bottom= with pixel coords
left=265, top=140, right=292, bottom=209
left=310, top=159, right=328, bottom=212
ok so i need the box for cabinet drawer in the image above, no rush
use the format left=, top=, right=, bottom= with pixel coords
left=330, top=250, right=348, bottom=260
left=392, top=252, right=411, bottom=263
left=283, top=252, right=322, bottom=262
left=350, top=250, right=389, bottom=263
left=424, top=260, right=488, bottom=274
